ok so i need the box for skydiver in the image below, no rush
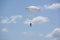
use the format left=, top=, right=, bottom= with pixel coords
left=30, top=22, right=32, bottom=27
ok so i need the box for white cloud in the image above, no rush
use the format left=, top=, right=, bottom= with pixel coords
left=22, top=31, right=27, bottom=34
left=22, top=31, right=33, bottom=36
left=46, top=28, right=60, bottom=40
left=21, top=31, right=45, bottom=38
left=1, top=17, right=9, bottom=24
left=44, top=3, right=60, bottom=9
left=26, top=6, right=40, bottom=12
left=24, top=16, right=49, bottom=24
left=1, top=28, right=8, bottom=32
left=39, top=34, right=44, bottom=37
left=25, top=3, right=60, bottom=11
left=0, top=15, right=22, bottom=24
left=8, top=15, right=22, bottom=23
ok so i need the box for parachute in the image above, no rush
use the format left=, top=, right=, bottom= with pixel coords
left=26, top=6, right=40, bottom=12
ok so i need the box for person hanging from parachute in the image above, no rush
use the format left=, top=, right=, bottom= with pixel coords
left=30, top=22, right=32, bottom=27
left=25, top=6, right=41, bottom=27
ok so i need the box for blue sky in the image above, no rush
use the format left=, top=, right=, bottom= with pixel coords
left=0, top=0, right=60, bottom=40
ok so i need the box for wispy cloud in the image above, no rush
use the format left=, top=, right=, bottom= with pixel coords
left=39, top=33, right=44, bottom=37
left=25, top=3, right=60, bottom=12
left=22, top=31, right=32, bottom=34
left=1, top=28, right=8, bottom=32
left=26, top=6, right=40, bottom=12
left=22, top=31, right=34, bottom=36
left=22, top=31, right=44, bottom=37
left=0, top=15, right=22, bottom=24
left=44, top=3, right=60, bottom=9
left=0, top=16, right=9, bottom=24
left=46, top=28, right=60, bottom=40
left=24, top=16, right=49, bottom=24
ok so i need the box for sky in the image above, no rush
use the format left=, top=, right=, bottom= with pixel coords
left=0, top=0, right=60, bottom=40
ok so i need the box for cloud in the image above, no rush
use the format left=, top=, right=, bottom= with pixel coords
left=44, top=3, right=60, bottom=9
left=0, top=16, right=9, bottom=24
left=0, top=15, right=22, bottom=24
left=22, top=31, right=32, bottom=34
left=24, top=16, right=49, bottom=24
left=22, top=31, right=34, bottom=36
left=26, top=6, right=40, bottom=12
left=1, top=28, right=8, bottom=32
left=46, top=28, right=60, bottom=40
left=22, top=31, right=44, bottom=37
left=8, top=15, right=22, bottom=23
left=39, top=34, right=44, bottom=37
left=25, top=3, right=60, bottom=11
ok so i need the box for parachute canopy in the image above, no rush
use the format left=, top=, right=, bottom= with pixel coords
left=26, top=6, right=40, bottom=12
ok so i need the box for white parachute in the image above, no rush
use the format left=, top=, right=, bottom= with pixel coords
left=25, top=6, right=40, bottom=12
